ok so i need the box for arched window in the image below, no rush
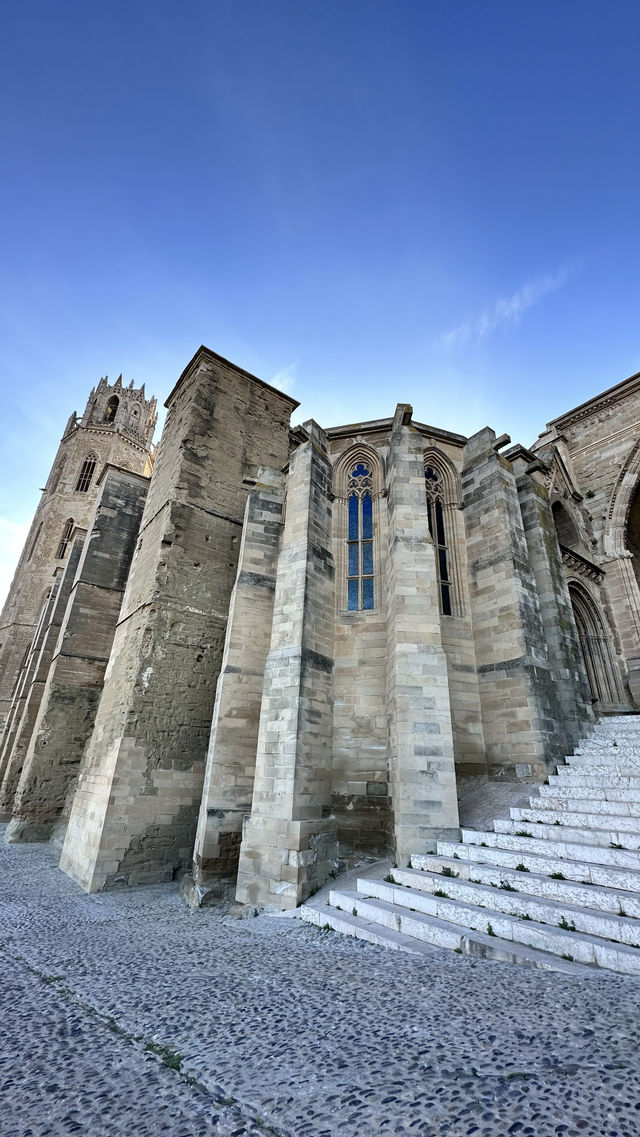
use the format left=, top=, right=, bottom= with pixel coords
left=568, top=581, right=624, bottom=707
left=425, top=466, right=452, bottom=616
left=104, top=396, right=119, bottom=423
left=347, top=463, right=374, bottom=611
left=56, top=519, right=74, bottom=559
left=333, top=445, right=383, bottom=613
left=75, top=454, right=97, bottom=493
left=423, top=449, right=463, bottom=618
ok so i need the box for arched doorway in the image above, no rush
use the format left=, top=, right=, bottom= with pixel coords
left=568, top=582, right=623, bottom=708
left=626, top=483, right=640, bottom=591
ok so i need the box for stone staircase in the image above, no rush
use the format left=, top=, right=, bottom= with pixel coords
left=301, top=716, right=640, bottom=975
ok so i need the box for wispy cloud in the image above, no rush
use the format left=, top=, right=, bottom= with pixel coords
left=438, top=267, right=572, bottom=351
left=270, top=360, right=299, bottom=393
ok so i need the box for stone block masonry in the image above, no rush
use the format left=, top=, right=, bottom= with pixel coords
left=186, top=469, right=285, bottom=902
left=60, top=348, right=297, bottom=892
left=0, top=536, right=86, bottom=813
left=462, top=427, right=563, bottom=781
left=511, top=448, right=594, bottom=758
left=235, top=422, right=337, bottom=909
left=0, top=575, right=62, bottom=802
left=5, top=468, right=149, bottom=845
left=384, top=405, right=460, bottom=863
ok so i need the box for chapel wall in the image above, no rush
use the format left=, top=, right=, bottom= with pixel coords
left=328, top=432, right=391, bottom=855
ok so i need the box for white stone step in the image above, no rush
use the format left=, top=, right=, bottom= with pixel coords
left=562, top=760, right=640, bottom=776
left=572, top=745, right=640, bottom=754
left=299, top=897, right=438, bottom=956
left=552, top=771, right=640, bottom=790
left=317, top=889, right=597, bottom=975
left=431, top=842, right=640, bottom=892
left=541, top=782, right=640, bottom=803
left=373, top=870, right=640, bottom=947
left=337, top=887, right=640, bottom=975
left=493, top=818, right=640, bottom=849
left=534, top=793, right=640, bottom=815
left=408, top=856, right=640, bottom=918
left=460, top=828, right=640, bottom=869
left=510, top=805, right=640, bottom=831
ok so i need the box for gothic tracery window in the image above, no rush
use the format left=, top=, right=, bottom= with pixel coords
left=425, top=462, right=453, bottom=616
left=347, top=462, right=375, bottom=611
left=75, top=454, right=97, bottom=493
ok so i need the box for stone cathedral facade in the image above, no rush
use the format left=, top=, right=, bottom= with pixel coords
left=1, top=345, right=639, bottom=910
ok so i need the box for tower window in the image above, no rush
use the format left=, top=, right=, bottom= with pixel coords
left=56, top=519, right=74, bottom=559
left=347, top=463, right=374, bottom=611
left=104, top=396, right=119, bottom=423
left=75, top=455, right=97, bottom=493
left=425, top=465, right=452, bottom=616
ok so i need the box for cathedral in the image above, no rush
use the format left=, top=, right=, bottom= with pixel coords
left=1, top=345, right=639, bottom=913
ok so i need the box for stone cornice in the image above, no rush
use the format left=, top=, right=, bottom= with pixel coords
left=546, top=369, right=640, bottom=431
left=560, top=544, right=604, bottom=584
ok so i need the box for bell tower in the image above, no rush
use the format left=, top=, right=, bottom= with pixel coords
left=0, top=375, right=157, bottom=734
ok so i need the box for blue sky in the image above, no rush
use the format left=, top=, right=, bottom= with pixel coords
left=1, top=0, right=639, bottom=605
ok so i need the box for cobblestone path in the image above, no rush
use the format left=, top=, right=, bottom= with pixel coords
left=1, top=832, right=640, bottom=1137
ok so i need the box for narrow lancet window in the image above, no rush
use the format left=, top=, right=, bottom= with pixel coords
left=425, top=465, right=452, bottom=616
left=75, top=455, right=97, bottom=493
left=56, top=518, right=74, bottom=559
left=347, top=463, right=374, bottom=611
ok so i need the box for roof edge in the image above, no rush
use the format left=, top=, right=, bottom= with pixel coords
left=165, top=345, right=301, bottom=411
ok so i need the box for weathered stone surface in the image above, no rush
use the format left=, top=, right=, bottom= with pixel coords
left=236, top=422, right=337, bottom=909
left=5, top=467, right=149, bottom=844
left=59, top=347, right=296, bottom=892
left=0, top=535, right=86, bottom=813
left=0, top=377, right=155, bottom=734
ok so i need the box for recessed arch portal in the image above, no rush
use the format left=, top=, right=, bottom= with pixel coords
left=568, top=581, right=623, bottom=708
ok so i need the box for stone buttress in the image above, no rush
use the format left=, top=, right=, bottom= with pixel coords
left=462, top=427, right=565, bottom=781
left=0, top=537, right=86, bottom=813
left=510, top=446, right=594, bottom=756
left=60, top=348, right=296, bottom=891
left=235, top=422, right=337, bottom=909
left=385, top=405, right=459, bottom=863
left=6, top=468, right=149, bottom=844
left=185, top=469, right=285, bottom=903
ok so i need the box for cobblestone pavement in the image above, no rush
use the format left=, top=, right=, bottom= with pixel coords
left=1, top=831, right=640, bottom=1137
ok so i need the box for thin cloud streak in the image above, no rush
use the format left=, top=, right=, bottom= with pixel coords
left=270, top=360, right=299, bottom=394
left=439, top=268, right=572, bottom=350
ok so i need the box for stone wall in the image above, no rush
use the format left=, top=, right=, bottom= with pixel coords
left=60, top=348, right=296, bottom=892
left=384, top=406, right=459, bottom=863
left=235, top=422, right=337, bottom=909
left=0, top=537, right=86, bottom=812
left=5, top=468, right=149, bottom=845
left=186, top=470, right=285, bottom=902
left=462, top=428, right=561, bottom=781
left=0, top=381, right=154, bottom=733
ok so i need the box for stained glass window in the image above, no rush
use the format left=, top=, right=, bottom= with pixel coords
left=346, top=462, right=375, bottom=611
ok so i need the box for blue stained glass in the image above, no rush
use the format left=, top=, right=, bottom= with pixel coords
left=348, top=493, right=359, bottom=539
left=351, top=462, right=370, bottom=478
left=362, top=541, right=373, bottom=575
left=362, top=577, right=374, bottom=609
left=362, top=492, right=373, bottom=539
left=348, top=579, right=359, bottom=610
left=348, top=542, right=359, bottom=576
